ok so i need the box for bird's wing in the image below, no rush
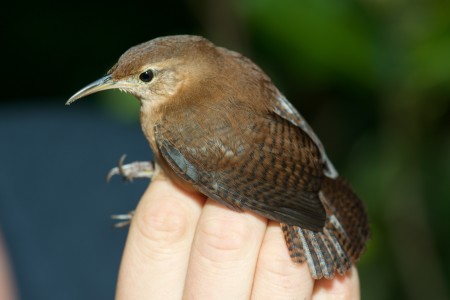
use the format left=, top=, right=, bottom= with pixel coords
left=272, top=94, right=338, bottom=178
left=154, top=109, right=326, bottom=231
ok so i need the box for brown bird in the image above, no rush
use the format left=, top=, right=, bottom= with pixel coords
left=67, top=35, right=369, bottom=279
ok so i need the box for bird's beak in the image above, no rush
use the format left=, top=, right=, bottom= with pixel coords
left=66, top=75, right=124, bottom=105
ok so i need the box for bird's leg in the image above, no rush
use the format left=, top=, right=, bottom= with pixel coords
left=107, top=154, right=155, bottom=182
left=107, top=154, right=154, bottom=227
left=111, top=211, right=135, bottom=228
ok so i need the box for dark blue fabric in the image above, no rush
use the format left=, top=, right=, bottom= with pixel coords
left=0, top=102, right=152, bottom=300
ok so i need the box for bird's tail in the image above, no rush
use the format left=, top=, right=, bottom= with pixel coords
left=281, top=177, right=370, bottom=279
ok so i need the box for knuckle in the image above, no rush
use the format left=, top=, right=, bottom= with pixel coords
left=255, top=226, right=309, bottom=290
left=135, top=198, right=191, bottom=246
left=258, top=241, right=295, bottom=279
left=195, top=214, right=253, bottom=262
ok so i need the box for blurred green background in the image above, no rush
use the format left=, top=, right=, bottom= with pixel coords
left=3, top=0, right=450, bottom=299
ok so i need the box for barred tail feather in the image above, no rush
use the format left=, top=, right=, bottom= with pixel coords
left=281, top=177, right=370, bottom=279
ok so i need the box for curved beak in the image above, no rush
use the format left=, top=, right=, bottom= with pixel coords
left=66, top=75, right=117, bottom=105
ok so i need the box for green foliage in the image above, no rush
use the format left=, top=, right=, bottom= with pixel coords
left=98, top=91, right=141, bottom=123
left=92, top=2, right=449, bottom=297
left=7, top=0, right=449, bottom=297
left=241, top=0, right=377, bottom=86
left=237, top=0, right=450, bottom=299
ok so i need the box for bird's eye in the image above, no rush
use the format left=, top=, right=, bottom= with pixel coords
left=139, top=70, right=154, bottom=82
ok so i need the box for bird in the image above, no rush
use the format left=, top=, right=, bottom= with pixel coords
left=66, top=35, right=370, bottom=279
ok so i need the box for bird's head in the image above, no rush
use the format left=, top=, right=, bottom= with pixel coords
left=66, top=35, right=221, bottom=106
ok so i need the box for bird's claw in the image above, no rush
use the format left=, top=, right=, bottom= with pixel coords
left=107, top=154, right=155, bottom=182
left=107, top=155, right=152, bottom=227
left=111, top=211, right=135, bottom=228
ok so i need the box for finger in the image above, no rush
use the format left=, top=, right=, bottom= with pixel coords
left=251, top=221, right=314, bottom=299
left=116, top=178, right=206, bottom=300
left=312, top=266, right=360, bottom=300
left=0, top=231, right=17, bottom=300
left=183, top=199, right=268, bottom=299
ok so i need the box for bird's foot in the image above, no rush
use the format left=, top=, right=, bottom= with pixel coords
left=111, top=211, right=135, bottom=228
left=107, top=154, right=155, bottom=182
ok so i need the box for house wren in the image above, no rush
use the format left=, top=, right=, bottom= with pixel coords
left=67, top=35, right=369, bottom=279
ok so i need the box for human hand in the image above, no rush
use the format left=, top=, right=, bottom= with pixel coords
left=115, top=178, right=360, bottom=299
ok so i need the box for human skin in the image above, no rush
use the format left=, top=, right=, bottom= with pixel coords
left=0, top=231, right=17, bottom=300
left=115, top=178, right=360, bottom=299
